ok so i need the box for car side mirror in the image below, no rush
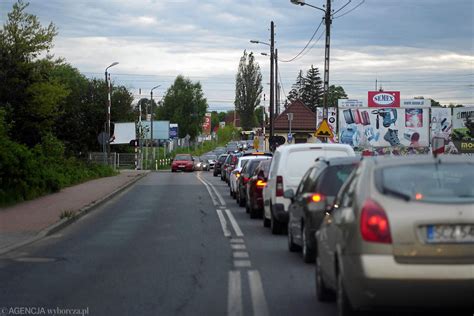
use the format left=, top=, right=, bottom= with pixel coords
left=284, top=189, right=295, bottom=200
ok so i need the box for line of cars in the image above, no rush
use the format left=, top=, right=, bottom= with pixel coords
left=215, top=142, right=474, bottom=314
left=171, top=147, right=225, bottom=173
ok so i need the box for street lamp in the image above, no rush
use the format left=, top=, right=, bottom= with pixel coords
left=291, top=0, right=331, bottom=124
left=105, top=61, right=119, bottom=157
left=150, top=84, right=161, bottom=162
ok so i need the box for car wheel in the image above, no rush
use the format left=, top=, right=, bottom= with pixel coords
left=302, top=226, right=315, bottom=263
left=316, top=254, right=335, bottom=302
left=337, top=271, right=356, bottom=316
left=287, top=223, right=299, bottom=252
left=238, top=191, right=245, bottom=207
left=172, top=169, right=176, bottom=173
left=246, top=201, right=251, bottom=215
left=270, top=209, right=284, bottom=235
left=263, top=215, right=271, bottom=228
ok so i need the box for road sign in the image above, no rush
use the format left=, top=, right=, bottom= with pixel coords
left=287, top=133, right=293, bottom=142
left=315, top=119, right=334, bottom=138
left=98, top=132, right=109, bottom=145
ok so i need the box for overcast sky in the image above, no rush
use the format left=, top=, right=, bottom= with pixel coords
left=1, top=0, right=473, bottom=111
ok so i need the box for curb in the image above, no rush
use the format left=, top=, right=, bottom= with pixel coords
left=0, top=171, right=149, bottom=256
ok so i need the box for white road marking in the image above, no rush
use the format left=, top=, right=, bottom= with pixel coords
left=234, top=260, right=252, bottom=268
left=231, top=244, right=246, bottom=250
left=233, top=252, right=249, bottom=259
left=248, top=270, right=269, bottom=316
left=216, top=209, right=231, bottom=237
left=199, top=175, right=226, bottom=206
left=228, top=271, right=243, bottom=316
left=230, top=238, right=244, bottom=244
left=197, top=174, right=220, bottom=206
left=225, top=209, right=244, bottom=237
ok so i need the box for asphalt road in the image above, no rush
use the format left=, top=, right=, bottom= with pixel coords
left=0, top=171, right=456, bottom=316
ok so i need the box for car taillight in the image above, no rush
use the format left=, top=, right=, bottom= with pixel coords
left=243, top=177, right=250, bottom=184
left=360, top=199, right=392, bottom=244
left=276, top=176, right=284, bottom=197
left=256, top=180, right=266, bottom=187
left=235, top=172, right=240, bottom=178
left=307, top=193, right=324, bottom=203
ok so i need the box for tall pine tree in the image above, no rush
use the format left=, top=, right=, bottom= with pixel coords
left=302, top=65, right=323, bottom=112
left=286, top=70, right=304, bottom=106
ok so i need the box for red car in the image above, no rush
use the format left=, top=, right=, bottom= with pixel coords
left=245, top=159, right=272, bottom=218
left=171, top=154, right=194, bottom=172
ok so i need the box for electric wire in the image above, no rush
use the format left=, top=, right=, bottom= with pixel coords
left=278, top=18, right=324, bottom=63
left=333, top=0, right=365, bottom=19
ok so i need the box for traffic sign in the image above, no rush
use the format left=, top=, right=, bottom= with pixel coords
left=315, top=119, right=334, bottom=138
left=287, top=133, right=293, bottom=142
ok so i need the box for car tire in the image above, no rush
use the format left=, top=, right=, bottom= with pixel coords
left=270, top=210, right=284, bottom=235
left=263, top=216, right=271, bottom=228
left=238, top=192, right=245, bottom=207
left=337, top=271, right=356, bottom=316
left=287, top=224, right=299, bottom=252
left=302, top=226, right=315, bottom=263
left=315, top=255, right=335, bottom=302
left=172, top=169, right=176, bottom=173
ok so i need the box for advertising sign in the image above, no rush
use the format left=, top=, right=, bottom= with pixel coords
left=401, top=99, right=431, bottom=108
left=338, top=99, right=365, bottom=107
left=451, top=107, right=474, bottom=154
left=430, top=108, right=452, bottom=153
left=338, top=107, right=429, bottom=148
left=142, top=120, right=170, bottom=140
left=202, top=113, right=211, bottom=135
left=110, top=122, right=136, bottom=144
left=368, top=91, right=400, bottom=107
left=169, top=123, right=178, bottom=139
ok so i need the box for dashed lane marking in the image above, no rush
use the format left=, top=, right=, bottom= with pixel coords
left=228, top=271, right=243, bottom=316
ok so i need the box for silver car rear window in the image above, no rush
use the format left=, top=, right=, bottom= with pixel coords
left=376, top=163, right=474, bottom=203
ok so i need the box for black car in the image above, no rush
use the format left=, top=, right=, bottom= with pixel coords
left=285, top=156, right=360, bottom=263
left=236, top=158, right=271, bottom=208
left=213, top=154, right=228, bottom=177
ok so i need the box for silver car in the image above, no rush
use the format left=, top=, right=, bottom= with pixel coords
left=315, top=155, right=474, bottom=315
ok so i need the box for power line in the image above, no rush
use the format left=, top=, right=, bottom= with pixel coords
left=333, top=0, right=365, bottom=19
left=279, top=18, right=324, bottom=63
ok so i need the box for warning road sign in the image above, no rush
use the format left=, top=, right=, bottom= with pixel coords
left=315, top=119, right=334, bottom=138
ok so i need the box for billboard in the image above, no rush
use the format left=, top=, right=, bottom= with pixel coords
left=368, top=91, right=400, bottom=107
left=202, top=113, right=211, bottom=135
left=401, top=99, right=431, bottom=108
left=338, top=107, right=429, bottom=148
left=110, top=122, right=136, bottom=144
left=142, top=120, right=170, bottom=140
left=451, top=107, right=474, bottom=154
left=169, top=123, right=178, bottom=139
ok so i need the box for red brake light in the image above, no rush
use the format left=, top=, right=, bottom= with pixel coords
left=243, top=177, right=250, bottom=184
left=308, top=193, right=324, bottom=203
left=256, top=180, right=266, bottom=187
left=360, top=199, right=392, bottom=244
left=276, top=176, right=284, bottom=197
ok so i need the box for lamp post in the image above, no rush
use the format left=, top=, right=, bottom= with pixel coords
left=150, top=84, right=161, bottom=163
left=105, top=62, right=119, bottom=157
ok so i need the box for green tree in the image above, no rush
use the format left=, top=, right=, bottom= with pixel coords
left=327, top=85, right=348, bottom=108
left=302, top=65, right=323, bottom=112
left=254, top=106, right=266, bottom=127
left=286, top=70, right=304, bottom=106
left=234, top=51, right=263, bottom=130
left=218, top=112, right=226, bottom=122
left=211, top=111, right=220, bottom=131
left=0, top=0, right=67, bottom=147
left=158, top=75, right=208, bottom=140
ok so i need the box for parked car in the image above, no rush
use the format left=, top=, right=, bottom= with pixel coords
left=286, top=156, right=360, bottom=263
left=246, top=160, right=272, bottom=219
left=213, top=154, right=228, bottom=177
left=263, top=143, right=355, bottom=235
left=171, top=154, right=194, bottom=172
left=236, top=157, right=271, bottom=212
left=315, top=155, right=474, bottom=315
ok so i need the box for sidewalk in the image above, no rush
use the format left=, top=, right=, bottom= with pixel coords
left=0, top=170, right=149, bottom=254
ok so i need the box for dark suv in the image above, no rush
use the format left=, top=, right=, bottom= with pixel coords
left=213, top=154, right=228, bottom=177
left=285, top=156, right=360, bottom=263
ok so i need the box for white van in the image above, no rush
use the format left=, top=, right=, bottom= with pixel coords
left=262, top=143, right=355, bottom=234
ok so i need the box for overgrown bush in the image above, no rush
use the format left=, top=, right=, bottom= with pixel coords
left=0, top=110, right=116, bottom=207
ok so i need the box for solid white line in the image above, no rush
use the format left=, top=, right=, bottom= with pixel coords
left=216, top=209, right=231, bottom=237
left=196, top=174, right=220, bottom=206
left=200, top=175, right=226, bottom=206
left=248, top=270, right=269, bottom=316
left=225, top=209, right=244, bottom=237
left=228, top=271, right=243, bottom=316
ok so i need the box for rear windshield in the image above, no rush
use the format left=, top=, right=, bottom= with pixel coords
left=287, top=150, right=349, bottom=179
left=174, top=155, right=191, bottom=161
left=376, top=163, right=474, bottom=203
left=316, top=165, right=356, bottom=196
left=218, top=155, right=228, bottom=162
left=245, top=159, right=266, bottom=176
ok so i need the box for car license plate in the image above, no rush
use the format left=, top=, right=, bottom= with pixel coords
left=426, top=224, right=474, bottom=243
left=179, top=165, right=185, bottom=168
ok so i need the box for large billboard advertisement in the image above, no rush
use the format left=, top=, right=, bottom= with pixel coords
left=338, top=107, right=429, bottom=148
left=451, top=107, right=474, bottom=154
left=142, top=120, right=170, bottom=140
left=110, top=122, right=136, bottom=144
left=202, top=113, right=211, bottom=135
left=368, top=91, right=400, bottom=107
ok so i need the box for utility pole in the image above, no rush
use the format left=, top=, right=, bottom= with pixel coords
left=270, top=21, right=275, bottom=142
left=275, top=48, right=280, bottom=116
left=322, top=0, right=331, bottom=122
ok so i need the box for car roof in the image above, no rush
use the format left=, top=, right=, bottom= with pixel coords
left=369, top=154, right=473, bottom=168
left=315, top=156, right=361, bottom=165
left=274, top=143, right=353, bottom=153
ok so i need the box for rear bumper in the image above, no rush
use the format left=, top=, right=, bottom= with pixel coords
left=342, top=254, right=474, bottom=309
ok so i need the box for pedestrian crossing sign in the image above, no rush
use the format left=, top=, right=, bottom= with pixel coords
left=315, top=119, right=334, bottom=138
